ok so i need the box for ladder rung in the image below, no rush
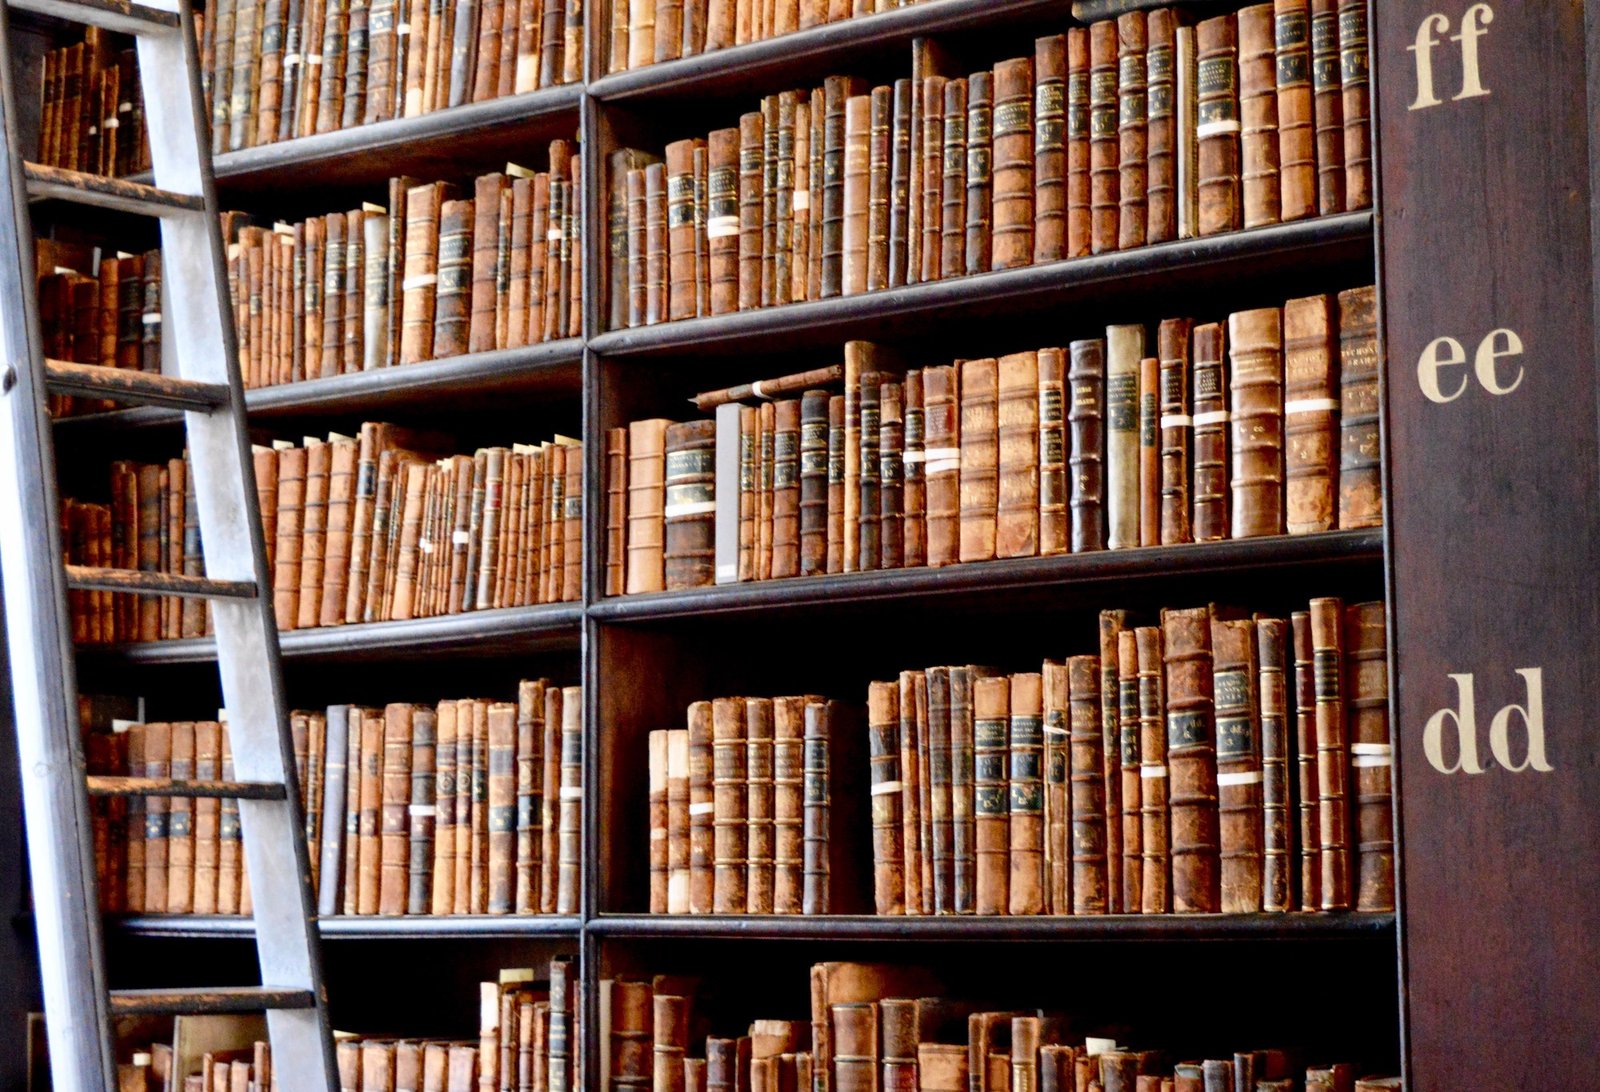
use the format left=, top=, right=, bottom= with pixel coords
left=65, top=566, right=257, bottom=600
left=87, top=776, right=287, bottom=800
left=44, top=359, right=231, bottom=412
left=109, top=987, right=317, bottom=1017
left=5, top=0, right=179, bottom=36
left=23, top=163, right=203, bottom=217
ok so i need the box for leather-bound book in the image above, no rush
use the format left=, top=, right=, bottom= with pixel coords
left=1255, top=616, right=1291, bottom=911
left=865, top=85, right=892, bottom=292
left=626, top=418, right=671, bottom=595
left=1336, top=285, right=1380, bottom=528
left=512, top=684, right=544, bottom=915
left=1115, top=13, right=1148, bottom=251
left=887, top=79, right=914, bottom=288
left=920, top=1044, right=969, bottom=1092
left=1310, top=0, right=1345, bottom=214
left=378, top=704, right=417, bottom=915
left=878, top=380, right=904, bottom=570
left=682, top=703, right=714, bottom=913
left=1238, top=4, right=1281, bottom=228
left=1191, top=322, right=1230, bottom=541
left=857, top=372, right=882, bottom=571
left=867, top=681, right=906, bottom=914
left=1211, top=613, right=1263, bottom=912
left=1145, top=10, right=1176, bottom=243
left=918, top=73, right=946, bottom=283
left=841, top=94, right=872, bottom=296
left=964, top=70, right=993, bottom=275
left=798, top=390, right=831, bottom=575
left=1117, top=630, right=1142, bottom=912
left=952, top=665, right=991, bottom=914
left=645, top=162, right=669, bottom=325
left=1067, top=653, right=1107, bottom=914
left=1200, top=1058, right=1233, bottom=1091
left=1337, top=0, right=1370, bottom=208
left=1008, top=672, right=1045, bottom=915
left=140, top=722, right=170, bottom=912
left=996, top=351, right=1040, bottom=559
left=1352, top=1078, right=1399, bottom=1092
left=1162, top=606, right=1220, bottom=913
left=896, top=671, right=926, bottom=914
left=880, top=1000, right=918, bottom=1092
left=762, top=95, right=780, bottom=308
left=699, top=128, right=740, bottom=316
left=773, top=92, right=799, bottom=306
left=295, top=439, right=330, bottom=630
left=273, top=443, right=306, bottom=630
left=1228, top=306, right=1284, bottom=538
left=190, top=721, right=220, bottom=914
left=801, top=700, right=835, bottom=913
left=924, top=666, right=954, bottom=913
left=1062, top=28, right=1092, bottom=258
left=364, top=0, right=398, bottom=122
left=667, top=727, right=691, bottom=912
left=1134, top=626, right=1169, bottom=914
left=739, top=112, right=766, bottom=309
left=399, top=182, right=445, bottom=365
left=1157, top=319, right=1193, bottom=544
left=958, top=357, right=999, bottom=564
left=833, top=1003, right=879, bottom=1092
left=135, top=463, right=162, bottom=642
left=773, top=696, right=807, bottom=914
left=1274, top=0, right=1314, bottom=221
left=667, top=139, right=701, bottom=321
left=1068, top=338, right=1106, bottom=553
left=356, top=708, right=384, bottom=914
left=649, top=730, right=670, bottom=912
left=971, top=675, right=1010, bottom=915
left=612, top=981, right=654, bottom=1092
left=1286, top=608, right=1324, bottom=903
left=1139, top=355, right=1159, bottom=546
left=1087, top=21, right=1119, bottom=254
left=923, top=365, right=961, bottom=567
left=664, top=420, right=717, bottom=590
left=1034, top=35, right=1067, bottom=264
left=467, top=174, right=506, bottom=354
left=557, top=685, right=583, bottom=914
left=1042, top=662, right=1070, bottom=914
left=738, top=406, right=758, bottom=581
left=606, top=427, right=629, bottom=596
left=655, top=993, right=690, bottom=1092
left=987, top=57, right=1033, bottom=271
left=628, top=0, right=656, bottom=66
left=361, top=208, right=388, bottom=372
left=1196, top=15, right=1241, bottom=236
left=747, top=696, right=777, bottom=913
left=792, top=97, right=815, bottom=300
left=1345, top=601, right=1392, bottom=911
left=1283, top=293, right=1337, bottom=533
left=712, top=697, right=749, bottom=913
left=821, top=77, right=866, bottom=298
left=1037, top=348, right=1068, bottom=557
left=939, top=77, right=968, bottom=279
left=758, top=401, right=776, bottom=579
left=320, top=213, right=348, bottom=377
left=488, top=701, right=525, bottom=914
left=1309, top=596, right=1349, bottom=910
left=625, top=167, right=649, bottom=328
left=827, top=395, right=846, bottom=572
left=655, top=0, right=684, bottom=62
left=1105, top=324, right=1143, bottom=550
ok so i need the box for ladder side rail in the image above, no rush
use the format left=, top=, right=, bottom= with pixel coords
left=0, top=2, right=118, bottom=1087
left=135, top=3, right=337, bottom=1085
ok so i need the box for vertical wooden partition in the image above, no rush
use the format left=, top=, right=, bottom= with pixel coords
left=1376, top=2, right=1600, bottom=1086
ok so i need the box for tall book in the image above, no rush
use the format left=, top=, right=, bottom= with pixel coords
left=1238, top=3, right=1281, bottom=229
left=1310, top=0, right=1345, bottom=214
left=1309, top=596, right=1349, bottom=910
left=1145, top=9, right=1177, bottom=242
left=1196, top=15, right=1241, bottom=236
left=1115, top=13, right=1147, bottom=251
left=1162, top=606, right=1220, bottom=913
left=1228, top=306, right=1284, bottom=539
left=1067, top=339, right=1105, bottom=552
left=1034, top=35, right=1067, bottom=264
left=957, top=358, right=999, bottom=564
left=1336, top=285, right=1380, bottom=528
left=1257, top=616, right=1292, bottom=912
left=1104, top=325, right=1143, bottom=550
left=972, top=675, right=1009, bottom=915
left=1346, top=600, right=1393, bottom=912
left=1007, top=672, right=1044, bottom=915
left=1283, top=293, right=1338, bottom=534
left=1191, top=322, right=1229, bottom=541
left=1087, top=21, right=1119, bottom=254
left=995, top=351, right=1039, bottom=559
left=1067, top=655, right=1105, bottom=914
left=1211, top=612, right=1263, bottom=913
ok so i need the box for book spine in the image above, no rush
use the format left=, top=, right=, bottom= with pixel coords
left=644, top=163, right=668, bottom=325
left=1157, top=318, right=1193, bottom=545
left=901, top=369, right=926, bottom=567
left=1346, top=600, right=1393, bottom=912
left=1257, top=617, right=1292, bottom=912
left=1065, top=28, right=1091, bottom=257
left=1228, top=306, right=1285, bottom=538
left=1196, top=15, right=1242, bottom=236
left=801, top=699, right=830, bottom=913
left=772, top=696, right=805, bottom=914
left=745, top=697, right=776, bottom=913
left=878, top=380, right=903, bottom=570
left=1275, top=0, right=1315, bottom=221
left=556, top=686, right=581, bottom=913
left=378, top=704, right=415, bottom=915
left=916, top=73, right=943, bottom=283
left=798, top=389, right=831, bottom=576
left=1145, top=10, right=1176, bottom=243
left=867, top=681, right=905, bottom=914
left=1105, top=324, right=1143, bottom=550
left=887, top=79, right=913, bottom=288
left=1310, top=0, right=1345, bottom=214
left=1034, top=35, right=1067, bottom=265
left=625, top=419, right=669, bottom=594
left=1337, top=285, right=1380, bottom=528
left=1008, top=672, right=1044, bottom=915
left=1212, top=615, right=1263, bottom=913
left=841, top=94, right=871, bottom=296
left=957, top=357, right=998, bottom=564
left=1136, top=626, right=1169, bottom=913
left=739, top=112, right=766, bottom=309
left=1283, top=293, right=1338, bottom=533
left=857, top=371, right=881, bottom=571
left=649, top=730, right=669, bottom=912
left=773, top=398, right=802, bottom=577
left=1338, top=0, right=1370, bottom=209
left=964, top=71, right=992, bottom=275
left=1041, top=663, right=1068, bottom=914
left=399, top=183, right=442, bottom=365
left=356, top=709, right=383, bottom=914
left=866, top=86, right=892, bottom=292
left=1066, top=655, right=1105, bottom=913
left=1191, top=321, right=1230, bottom=541
left=666, top=140, right=700, bottom=321
left=1239, top=4, right=1281, bottom=228
left=664, top=420, right=717, bottom=589
left=995, top=351, right=1040, bottom=559
left=990, top=57, right=1034, bottom=272
left=1291, top=610, right=1320, bottom=911
left=1118, top=629, right=1142, bottom=913
left=1163, top=606, right=1220, bottom=913
left=923, top=365, right=959, bottom=567
left=950, top=666, right=978, bottom=914
left=1116, top=13, right=1147, bottom=251
left=938, top=78, right=967, bottom=279
left=711, top=697, right=748, bottom=912
left=1088, top=21, right=1119, bottom=254
left=1068, top=338, right=1105, bottom=553
left=826, top=394, right=845, bottom=574
left=1310, top=596, right=1350, bottom=910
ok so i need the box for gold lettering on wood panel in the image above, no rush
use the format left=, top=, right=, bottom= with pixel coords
left=1423, top=668, right=1553, bottom=774
left=1409, top=4, right=1494, bottom=111
left=1417, top=328, right=1524, bottom=402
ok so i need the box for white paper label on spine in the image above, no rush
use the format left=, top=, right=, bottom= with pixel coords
left=1284, top=398, right=1340, bottom=415
left=1216, top=770, right=1263, bottom=786
left=1192, top=410, right=1230, bottom=427
left=664, top=500, right=717, bottom=519
left=688, top=802, right=715, bottom=816
left=707, top=215, right=740, bottom=239
left=402, top=273, right=438, bottom=290
left=871, top=781, right=904, bottom=796
left=1160, top=413, right=1192, bottom=429
left=1197, top=119, right=1241, bottom=138
left=1140, top=765, right=1169, bottom=779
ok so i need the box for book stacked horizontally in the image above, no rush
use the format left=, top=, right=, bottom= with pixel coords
left=606, top=1, right=1371, bottom=328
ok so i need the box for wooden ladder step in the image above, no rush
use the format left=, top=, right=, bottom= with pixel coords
left=109, top=987, right=317, bottom=1017
left=64, top=566, right=257, bottom=600
left=44, top=359, right=230, bottom=412
left=5, top=0, right=179, bottom=36
left=87, top=776, right=287, bottom=800
left=23, top=163, right=203, bottom=216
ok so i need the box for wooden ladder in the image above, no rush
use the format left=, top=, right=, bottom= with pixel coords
left=0, top=0, right=337, bottom=1087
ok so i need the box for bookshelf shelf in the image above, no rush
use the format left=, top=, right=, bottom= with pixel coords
left=589, top=213, right=1375, bottom=360
left=586, top=912, right=1396, bottom=943
left=104, top=915, right=584, bottom=940
left=75, top=602, right=582, bottom=665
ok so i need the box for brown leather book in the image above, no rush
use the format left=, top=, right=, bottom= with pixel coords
left=356, top=708, right=384, bottom=914
left=773, top=695, right=807, bottom=914
left=1134, top=626, right=1169, bottom=914
left=924, top=667, right=954, bottom=913
left=995, top=351, right=1040, bottom=560
left=1338, top=0, right=1370, bottom=209
left=1274, top=0, right=1315, bottom=221
left=1115, top=13, right=1148, bottom=252
left=1157, top=318, right=1193, bottom=545
left=923, top=365, right=960, bottom=567
left=1291, top=610, right=1321, bottom=910
left=887, top=79, right=913, bottom=289
left=1228, top=306, right=1284, bottom=538
left=867, top=680, right=906, bottom=914
left=801, top=700, right=836, bottom=913
left=1238, top=4, right=1281, bottom=228
left=625, top=167, right=649, bottom=328
left=939, top=77, right=968, bottom=279
left=140, top=722, right=171, bottom=912
left=407, top=705, right=437, bottom=914
left=654, top=0, right=684, bottom=62
left=878, top=380, right=904, bottom=570
left=1336, top=285, right=1380, bottom=528
left=1087, top=21, right=1120, bottom=254
left=484, top=701, right=521, bottom=914
left=952, top=665, right=988, bottom=915
left=514, top=683, right=547, bottom=913
left=188, top=721, right=220, bottom=914
left=798, top=390, right=830, bottom=576
left=894, top=671, right=926, bottom=915
left=964, top=70, right=993, bottom=275
left=1309, top=596, right=1350, bottom=910
left=826, top=395, right=845, bottom=573
left=958, top=357, right=999, bottom=564
left=738, top=111, right=766, bottom=309
left=295, top=439, right=330, bottom=630
left=917, top=73, right=946, bottom=283
left=666, top=727, right=690, bottom=912
left=761, top=94, right=780, bottom=307
left=1191, top=322, right=1230, bottom=541
left=711, top=697, right=749, bottom=913
left=626, top=418, right=671, bottom=595
left=606, top=427, right=629, bottom=597
left=1139, top=355, right=1160, bottom=547
left=793, top=96, right=815, bottom=300
left=399, top=182, right=445, bottom=365
left=1007, top=672, right=1045, bottom=915
left=317, top=436, right=359, bottom=627
left=1041, top=662, right=1070, bottom=914
left=664, top=420, right=717, bottom=590
left=273, top=444, right=307, bottom=630
left=746, top=696, right=777, bottom=913
left=320, top=214, right=347, bottom=376
left=557, top=686, right=581, bottom=915
left=649, top=730, right=670, bottom=912
left=1037, top=348, right=1068, bottom=557
left=666, top=139, right=701, bottom=321
left=1063, top=28, right=1091, bottom=258
left=467, top=174, right=507, bottom=355
left=833, top=1003, right=879, bottom=1092
left=986, top=57, right=1034, bottom=271
left=1105, top=324, right=1143, bottom=550
left=840, top=93, right=872, bottom=296
left=1034, top=36, right=1067, bottom=264
left=757, top=401, right=776, bottom=579
left=773, top=398, right=802, bottom=578
left=1144, top=9, right=1177, bottom=243
left=681, top=703, right=714, bottom=914
left=1162, top=606, right=1220, bottom=913
left=1310, top=0, right=1345, bottom=214
left=971, top=675, right=1010, bottom=915
left=1068, top=338, right=1106, bottom=553
left=645, top=162, right=669, bottom=325
left=1211, top=612, right=1263, bottom=913
left=920, top=1044, right=969, bottom=1092
left=1283, top=293, right=1338, bottom=534
left=1117, top=630, right=1142, bottom=912
left=865, top=85, right=892, bottom=293
left=1256, top=616, right=1291, bottom=912
left=379, top=703, right=417, bottom=914
left=1345, top=600, right=1392, bottom=912
left=1196, top=15, right=1242, bottom=236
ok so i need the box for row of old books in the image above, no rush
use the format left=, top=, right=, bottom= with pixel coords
left=601, top=964, right=1399, bottom=1092
left=34, top=28, right=151, bottom=177
left=865, top=597, right=1392, bottom=918
left=606, top=1, right=1372, bottom=329
left=647, top=697, right=863, bottom=914
left=604, top=0, right=924, bottom=74
left=606, top=286, right=1381, bottom=596
left=85, top=680, right=581, bottom=916
left=60, top=424, right=582, bottom=646
left=96, top=956, right=577, bottom=1091
left=36, top=249, right=163, bottom=416
left=229, top=150, right=583, bottom=389
left=200, top=0, right=582, bottom=154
